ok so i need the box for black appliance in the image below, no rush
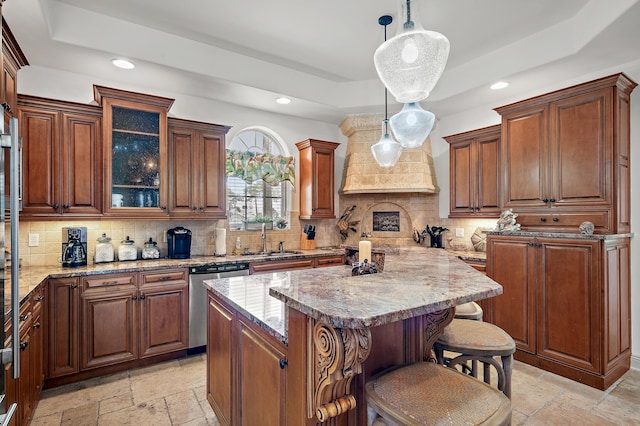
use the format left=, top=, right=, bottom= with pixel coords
left=62, top=227, right=88, bottom=267
left=168, top=227, right=192, bottom=259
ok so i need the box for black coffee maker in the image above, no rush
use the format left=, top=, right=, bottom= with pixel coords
left=62, top=227, right=88, bottom=267
left=167, top=227, right=192, bottom=259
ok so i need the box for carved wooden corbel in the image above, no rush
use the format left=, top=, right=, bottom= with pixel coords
left=309, top=320, right=372, bottom=422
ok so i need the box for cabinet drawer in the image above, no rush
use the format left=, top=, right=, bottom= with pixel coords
left=82, top=273, right=137, bottom=293
left=140, top=268, right=188, bottom=285
left=250, top=259, right=314, bottom=274
left=515, top=211, right=610, bottom=232
left=315, top=255, right=344, bottom=268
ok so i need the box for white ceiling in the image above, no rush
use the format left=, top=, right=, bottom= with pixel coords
left=4, top=0, right=640, bottom=124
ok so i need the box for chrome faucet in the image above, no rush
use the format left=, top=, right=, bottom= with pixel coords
left=261, top=222, right=268, bottom=253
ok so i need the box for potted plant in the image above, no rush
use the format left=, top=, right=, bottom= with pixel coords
left=244, top=216, right=273, bottom=231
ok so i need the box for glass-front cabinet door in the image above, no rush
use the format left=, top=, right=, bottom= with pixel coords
left=94, top=85, right=174, bottom=217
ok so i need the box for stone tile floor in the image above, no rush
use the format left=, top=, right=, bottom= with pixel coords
left=30, top=354, right=640, bottom=425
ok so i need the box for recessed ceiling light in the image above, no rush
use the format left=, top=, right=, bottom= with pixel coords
left=490, top=81, right=509, bottom=90
left=276, top=97, right=291, bottom=105
left=112, top=59, right=135, bottom=69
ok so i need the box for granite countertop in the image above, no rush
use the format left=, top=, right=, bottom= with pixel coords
left=203, top=247, right=503, bottom=344
left=4, top=248, right=344, bottom=317
left=485, top=231, right=634, bottom=240
left=445, top=249, right=486, bottom=262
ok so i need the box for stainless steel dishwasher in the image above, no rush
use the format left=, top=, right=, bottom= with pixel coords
left=188, top=262, right=250, bottom=353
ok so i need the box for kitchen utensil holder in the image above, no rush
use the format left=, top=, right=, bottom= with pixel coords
left=300, top=234, right=316, bottom=250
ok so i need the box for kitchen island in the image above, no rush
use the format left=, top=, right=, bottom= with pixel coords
left=203, top=247, right=503, bottom=426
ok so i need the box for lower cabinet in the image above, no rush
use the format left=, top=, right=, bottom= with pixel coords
left=207, top=292, right=287, bottom=426
left=47, top=268, right=188, bottom=382
left=486, top=234, right=631, bottom=389
left=250, top=254, right=345, bottom=274
left=4, top=285, right=45, bottom=426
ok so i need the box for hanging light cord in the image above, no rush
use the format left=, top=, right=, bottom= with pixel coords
left=379, top=15, right=392, bottom=127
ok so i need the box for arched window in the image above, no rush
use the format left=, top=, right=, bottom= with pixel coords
left=226, top=128, right=293, bottom=230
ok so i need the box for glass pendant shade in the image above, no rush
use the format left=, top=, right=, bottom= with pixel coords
left=390, top=102, right=435, bottom=148
left=374, top=0, right=450, bottom=103
left=371, top=119, right=402, bottom=168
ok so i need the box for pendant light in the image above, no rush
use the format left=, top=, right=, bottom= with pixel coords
left=371, top=15, right=402, bottom=168
left=389, top=102, right=435, bottom=148
left=374, top=0, right=450, bottom=104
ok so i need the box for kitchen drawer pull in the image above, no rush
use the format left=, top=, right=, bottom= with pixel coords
left=279, top=358, right=288, bottom=369
left=158, top=275, right=173, bottom=281
left=101, top=280, right=121, bottom=286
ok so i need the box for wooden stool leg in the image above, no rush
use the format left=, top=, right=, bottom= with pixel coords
left=483, top=360, right=491, bottom=385
left=501, top=354, right=513, bottom=399
left=434, top=346, right=445, bottom=365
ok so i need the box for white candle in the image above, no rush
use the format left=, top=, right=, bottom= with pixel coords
left=359, top=240, right=372, bottom=263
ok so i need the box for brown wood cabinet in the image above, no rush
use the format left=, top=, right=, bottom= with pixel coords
left=80, top=273, right=139, bottom=369
left=495, top=73, right=636, bottom=233
left=486, top=234, right=631, bottom=389
left=445, top=125, right=501, bottom=218
left=95, top=85, right=174, bottom=218
left=2, top=19, right=28, bottom=127
left=168, top=117, right=230, bottom=219
left=207, top=292, right=287, bottom=426
left=249, top=254, right=344, bottom=274
left=47, top=269, right=188, bottom=383
left=46, top=277, right=80, bottom=378
left=18, top=96, right=103, bottom=218
left=139, top=269, right=189, bottom=357
left=296, top=139, right=339, bottom=220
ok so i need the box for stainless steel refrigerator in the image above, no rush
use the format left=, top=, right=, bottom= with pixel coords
left=0, top=107, right=22, bottom=424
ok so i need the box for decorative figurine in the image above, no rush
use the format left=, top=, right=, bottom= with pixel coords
left=495, top=209, right=521, bottom=232
left=579, top=221, right=595, bottom=235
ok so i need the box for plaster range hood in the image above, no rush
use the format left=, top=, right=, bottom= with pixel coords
left=339, top=114, right=439, bottom=194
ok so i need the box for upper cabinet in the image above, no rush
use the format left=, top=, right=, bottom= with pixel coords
left=296, top=139, right=339, bottom=220
left=168, top=117, right=230, bottom=219
left=18, top=96, right=103, bottom=218
left=445, top=125, right=501, bottom=218
left=94, top=85, right=174, bottom=218
left=495, top=73, right=636, bottom=233
left=2, top=18, right=28, bottom=127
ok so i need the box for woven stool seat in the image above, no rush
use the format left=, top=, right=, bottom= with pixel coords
left=434, top=319, right=516, bottom=398
left=365, top=362, right=512, bottom=426
left=454, top=301, right=483, bottom=320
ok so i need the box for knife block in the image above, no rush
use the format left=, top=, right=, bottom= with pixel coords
left=300, top=234, right=316, bottom=250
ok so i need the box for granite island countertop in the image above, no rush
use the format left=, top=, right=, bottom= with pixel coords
left=4, top=247, right=345, bottom=316
left=203, top=247, right=503, bottom=345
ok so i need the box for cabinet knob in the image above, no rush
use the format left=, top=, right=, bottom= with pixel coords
left=53, top=203, right=60, bottom=210
left=550, top=198, right=556, bottom=203
left=71, top=283, right=78, bottom=289
left=469, top=207, right=474, bottom=211
left=19, top=313, right=30, bottom=322
left=35, top=296, right=45, bottom=302
left=63, top=204, right=70, bottom=209
left=279, top=358, right=288, bottom=369
left=535, top=242, right=542, bottom=247
left=140, top=294, right=146, bottom=300
left=540, top=217, right=547, bottom=222
left=132, top=295, right=138, bottom=300
left=199, top=207, right=205, bottom=211
left=192, top=206, right=198, bottom=211
left=528, top=242, right=534, bottom=246
left=1, top=102, right=11, bottom=112
left=542, top=198, right=548, bottom=203
left=161, top=205, right=167, bottom=210
left=33, top=322, right=41, bottom=329
left=552, top=217, right=559, bottom=222
left=20, top=341, right=29, bottom=351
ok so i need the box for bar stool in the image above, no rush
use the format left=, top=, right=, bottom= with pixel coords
left=434, top=319, right=515, bottom=398
left=453, top=301, right=483, bottom=320
left=366, top=362, right=512, bottom=425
